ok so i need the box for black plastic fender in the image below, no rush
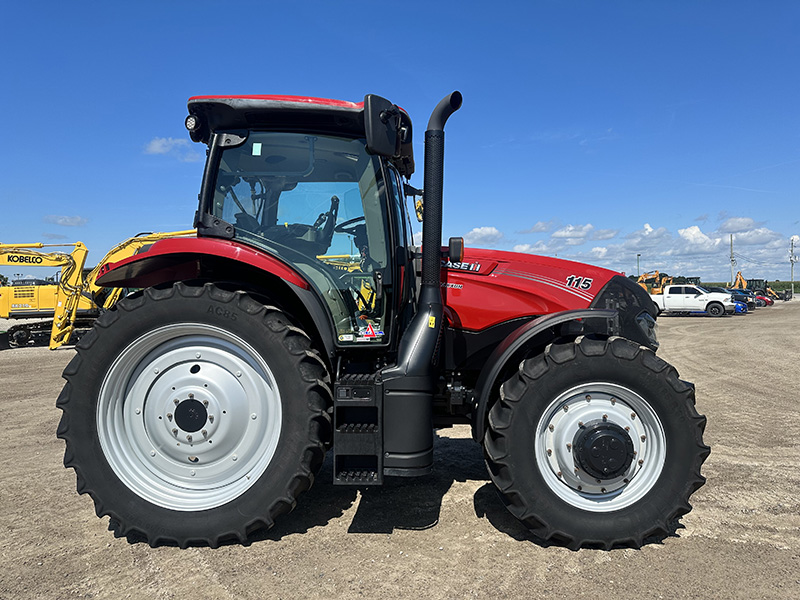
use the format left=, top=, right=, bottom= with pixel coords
left=470, top=308, right=618, bottom=442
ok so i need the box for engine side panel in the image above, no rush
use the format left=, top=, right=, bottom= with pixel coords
left=442, top=248, right=619, bottom=331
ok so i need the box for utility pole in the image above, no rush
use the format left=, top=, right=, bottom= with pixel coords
left=729, top=234, right=735, bottom=286
left=637, top=253, right=641, bottom=276
left=791, top=236, right=797, bottom=297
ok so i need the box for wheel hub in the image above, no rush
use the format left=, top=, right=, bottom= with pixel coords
left=174, top=398, right=208, bottom=433
left=573, top=421, right=635, bottom=480
left=536, top=382, right=666, bottom=511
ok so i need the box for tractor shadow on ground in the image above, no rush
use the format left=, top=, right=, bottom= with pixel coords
left=263, top=430, right=686, bottom=550
left=257, top=432, right=529, bottom=541
left=122, top=431, right=685, bottom=549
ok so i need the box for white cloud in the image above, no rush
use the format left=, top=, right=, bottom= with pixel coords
left=553, top=224, right=594, bottom=240
left=518, top=220, right=556, bottom=234
left=730, top=227, right=781, bottom=246
left=591, top=228, right=619, bottom=241
left=43, top=215, right=88, bottom=227
left=144, top=137, right=203, bottom=162
left=719, top=217, right=759, bottom=233
left=464, top=226, right=504, bottom=246
left=590, top=247, right=608, bottom=258
left=623, top=223, right=671, bottom=250
left=514, top=241, right=550, bottom=254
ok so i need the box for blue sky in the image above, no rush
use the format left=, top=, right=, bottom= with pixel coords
left=1, top=1, right=798, bottom=283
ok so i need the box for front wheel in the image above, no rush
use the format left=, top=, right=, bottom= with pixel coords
left=484, top=336, right=709, bottom=549
left=707, top=302, right=725, bottom=317
left=57, top=282, right=332, bottom=547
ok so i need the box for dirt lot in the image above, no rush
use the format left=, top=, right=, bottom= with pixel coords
left=1, top=303, right=798, bottom=600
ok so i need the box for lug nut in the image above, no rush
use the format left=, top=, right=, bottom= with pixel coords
left=167, top=413, right=173, bottom=421
left=203, top=400, right=209, bottom=407
left=631, top=412, right=636, bottom=420
left=566, top=443, right=572, bottom=451
left=548, top=424, right=554, bottom=432
left=602, top=414, right=608, bottom=421
left=641, top=435, right=647, bottom=442
left=202, top=429, right=208, bottom=437
left=172, top=428, right=178, bottom=436
left=585, top=394, right=591, bottom=401
left=187, top=435, right=193, bottom=442
left=174, top=399, right=180, bottom=406
left=547, top=448, right=553, bottom=456
left=611, top=397, right=617, bottom=405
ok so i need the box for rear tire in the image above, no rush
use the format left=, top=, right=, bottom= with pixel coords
left=57, top=282, right=332, bottom=547
left=484, top=336, right=709, bottom=549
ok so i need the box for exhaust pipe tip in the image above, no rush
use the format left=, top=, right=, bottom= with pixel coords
left=427, top=91, right=463, bottom=131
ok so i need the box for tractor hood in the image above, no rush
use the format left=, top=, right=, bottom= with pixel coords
left=441, top=248, right=643, bottom=331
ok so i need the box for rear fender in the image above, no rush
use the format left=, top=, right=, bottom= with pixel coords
left=95, top=237, right=336, bottom=361
left=470, top=309, right=618, bottom=442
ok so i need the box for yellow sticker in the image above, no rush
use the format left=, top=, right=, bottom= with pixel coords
left=428, top=316, right=436, bottom=328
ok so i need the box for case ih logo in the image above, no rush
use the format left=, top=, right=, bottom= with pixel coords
left=6, top=255, right=44, bottom=264
left=442, top=260, right=481, bottom=272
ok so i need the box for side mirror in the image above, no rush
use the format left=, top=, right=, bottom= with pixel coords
left=448, top=237, right=465, bottom=262
left=364, top=94, right=400, bottom=157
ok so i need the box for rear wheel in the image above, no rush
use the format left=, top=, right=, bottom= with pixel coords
left=484, top=336, right=709, bottom=549
left=57, top=282, right=332, bottom=547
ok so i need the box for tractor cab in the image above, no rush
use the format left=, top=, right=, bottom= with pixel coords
left=187, top=96, right=417, bottom=349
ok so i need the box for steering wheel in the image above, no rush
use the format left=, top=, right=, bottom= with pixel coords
left=334, top=216, right=365, bottom=236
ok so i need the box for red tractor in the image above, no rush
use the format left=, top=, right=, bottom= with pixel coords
left=57, top=92, right=709, bottom=549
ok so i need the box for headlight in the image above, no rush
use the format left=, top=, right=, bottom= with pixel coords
left=635, top=311, right=659, bottom=349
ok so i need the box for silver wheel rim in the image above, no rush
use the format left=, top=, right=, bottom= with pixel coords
left=536, top=382, right=666, bottom=512
left=97, top=323, right=282, bottom=511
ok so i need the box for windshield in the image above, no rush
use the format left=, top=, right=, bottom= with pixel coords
left=211, top=132, right=392, bottom=345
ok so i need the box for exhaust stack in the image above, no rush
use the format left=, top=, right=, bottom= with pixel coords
left=380, top=92, right=462, bottom=477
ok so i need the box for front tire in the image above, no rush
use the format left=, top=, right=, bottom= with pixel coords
left=57, top=282, right=332, bottom=547
left=707, top=302, right=724, bottom=317
left=484, top=336, right=709, bottom=549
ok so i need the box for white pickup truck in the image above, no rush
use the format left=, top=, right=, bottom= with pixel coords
left=650, top=284, right=736, bottom=317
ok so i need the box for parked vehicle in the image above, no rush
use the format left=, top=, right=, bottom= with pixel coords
left=755, top=294, right=774, bottom=307
left=650, top=285, right=735, bottom=316
left=706, top=287, right=756, bottom=311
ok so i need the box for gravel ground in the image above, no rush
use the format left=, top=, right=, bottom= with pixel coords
left=0, top=302, right=798, bottom=599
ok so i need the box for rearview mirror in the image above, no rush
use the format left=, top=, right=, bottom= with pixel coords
left=364, top=94, right=400, bottom=157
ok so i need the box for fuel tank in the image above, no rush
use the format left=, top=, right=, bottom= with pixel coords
left=441, top=248, right=621, bottom=331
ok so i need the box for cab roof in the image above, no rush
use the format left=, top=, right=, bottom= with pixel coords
left=186, top=94, right=414, bottom=175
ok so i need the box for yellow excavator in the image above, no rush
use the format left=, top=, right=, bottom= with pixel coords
left=637, top=270, right=673, bottom=295
left=0, top=230, right=195, bottom=349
